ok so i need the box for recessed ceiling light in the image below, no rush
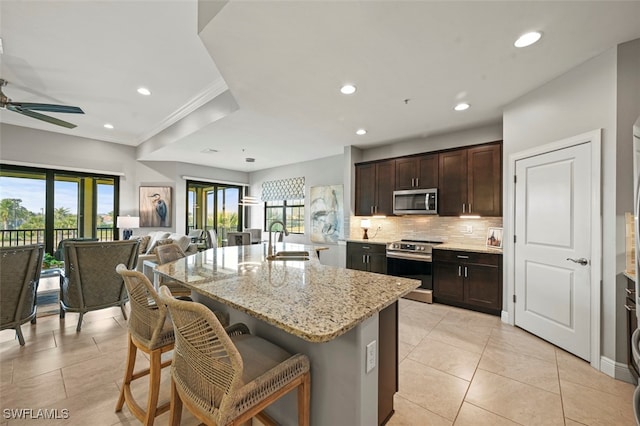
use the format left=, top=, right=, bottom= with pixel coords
left=340, top=84, right=357, bottom=95
left=137, top=87, right=151, bottom=96
left=454, top=103, right=470, bottom=111
left=514, top=31, right=542, bottom=48
left=356, top=129, right=367, bottom=135
left=103, top=123, right=114, bottom=129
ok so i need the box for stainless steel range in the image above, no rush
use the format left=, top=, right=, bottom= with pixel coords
left=386, top=239, right=442, bottom=303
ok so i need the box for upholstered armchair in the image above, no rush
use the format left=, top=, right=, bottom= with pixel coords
left=0, top=244, right=45, bottom=345
left=60, top=240, right=139, bottom=331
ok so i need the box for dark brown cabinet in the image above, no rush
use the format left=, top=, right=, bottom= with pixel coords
left=395, top=154, right=438, bottom=190
left=433, top=249, right=502, bottom=315
left=438, top=142, right=502, bottom=216
left=355, top=160, right=395, bottom=216
left=346, top=242, right=387, bottom=274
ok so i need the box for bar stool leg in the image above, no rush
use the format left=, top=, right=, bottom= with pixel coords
left=116, top=334, right=137, bottom=412
left=144, top=350, right=162, bottom=426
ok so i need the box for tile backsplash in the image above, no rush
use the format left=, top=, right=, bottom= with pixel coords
left=348, top=215, right=503, bottom=245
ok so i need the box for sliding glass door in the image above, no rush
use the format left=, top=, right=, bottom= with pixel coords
left=0, top=165, right=119, bottom=254
left=186, top=181, right=243, bottom=246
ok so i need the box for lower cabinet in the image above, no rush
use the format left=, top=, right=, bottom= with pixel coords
left=346, top=242, right=387, bottom=274
left=433, top=249, right=502, bottom=315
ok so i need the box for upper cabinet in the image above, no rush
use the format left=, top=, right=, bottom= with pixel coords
left=354, top=141, right=502, bottom=217
left=395, top=154, right=438, bottom=190
left=355, top=159, right=396, bottom=216
left=439, top=142, right=502, bottom=216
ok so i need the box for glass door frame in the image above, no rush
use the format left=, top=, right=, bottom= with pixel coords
left=0, top=164, right=120, bottom=254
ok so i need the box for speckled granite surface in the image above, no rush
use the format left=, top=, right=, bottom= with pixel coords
left=435, top=242, right=503, bottom=255
left=154, top=242, right=420, bottom=343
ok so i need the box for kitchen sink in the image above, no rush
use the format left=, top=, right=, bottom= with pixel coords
left=267, top=250, right=310, bottom=261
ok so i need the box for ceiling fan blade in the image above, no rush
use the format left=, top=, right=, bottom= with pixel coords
left=7, top=105, right=77, bottom=129
left=8, top=102, right=84, bottom=114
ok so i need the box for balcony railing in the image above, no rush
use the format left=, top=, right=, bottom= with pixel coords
left=0, top=227, right=115, bottom=249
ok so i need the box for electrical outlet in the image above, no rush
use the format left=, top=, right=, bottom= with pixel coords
left=462, top=225, right=473, bottom=234
left=366, top=340, right=377, bottom=373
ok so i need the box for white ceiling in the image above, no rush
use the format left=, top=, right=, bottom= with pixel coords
left=2, top=1, right=640, bottom=172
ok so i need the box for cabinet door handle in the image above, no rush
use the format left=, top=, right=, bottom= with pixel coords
left=626, top=304, right=636, bottom=311
left=416, top=177, right=419, bottom=187
left=457, top=255, right=469, bottom=259
left=464, top=266, right=468, bottom=278
left=627, top=288, right=636, bottom=295
left=367, top=255, right=370, bottom=263
left=362, top=255, right=366, bottom=264
left=370, top=206, right=374, bottom=215
left=469, top=203, right=472, bottom=213
left=362, top=246, right=370, bottom=249
left=458, top=266, right=462, bottom=276
left=462, top=203, right=466, bottom=213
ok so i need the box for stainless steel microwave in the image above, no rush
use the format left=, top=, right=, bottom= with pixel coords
left=393, top=188, right=438, bottom=215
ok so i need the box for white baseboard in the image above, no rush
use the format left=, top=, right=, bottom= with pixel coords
left=600, top=356, right=636, bottom=384
left=501, top=310, right=509, bottom=324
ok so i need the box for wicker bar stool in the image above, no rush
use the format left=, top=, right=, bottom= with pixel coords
left=158, top=286, right=311, bottom=426
left=115, top=265, right=174, bottom=426
left=154, top=243, right=193, bottom=299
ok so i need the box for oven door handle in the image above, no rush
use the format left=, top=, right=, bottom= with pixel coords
left=386, top=252, right=432, bottom=262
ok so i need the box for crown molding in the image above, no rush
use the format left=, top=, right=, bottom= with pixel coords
left=136, top=77, right=229, bottom=145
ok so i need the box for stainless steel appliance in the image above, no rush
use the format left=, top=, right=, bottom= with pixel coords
left=393, top=188, right=438, bottom=215
left=386, top=239, right=442, bottom=303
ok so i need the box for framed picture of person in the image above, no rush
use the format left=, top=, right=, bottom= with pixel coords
left=486, top=227, right=503, bottom=249
left=139, top=186, right=172, bottom=227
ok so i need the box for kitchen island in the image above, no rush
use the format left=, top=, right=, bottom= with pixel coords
left=154, top=242, right=420, bottom=426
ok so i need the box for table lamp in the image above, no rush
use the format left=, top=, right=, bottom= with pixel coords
left=360, top=219, right=371, bottom=240
left=117, top=216, right=139, bottom=240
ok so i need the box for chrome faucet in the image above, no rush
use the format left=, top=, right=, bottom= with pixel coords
left=268, top=220, right=289, bottom=257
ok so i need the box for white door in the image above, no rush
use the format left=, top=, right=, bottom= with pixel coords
left=514, top=142, right=592, bottom=361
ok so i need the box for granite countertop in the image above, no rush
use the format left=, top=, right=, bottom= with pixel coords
left=154, top=242, right=420, bottom=343
left=435, top=242, right=503, bottom=255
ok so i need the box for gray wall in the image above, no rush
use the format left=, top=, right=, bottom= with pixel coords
left=249, top=154, right=345, bottom=266
left=503, top=38, right=640, bottom=368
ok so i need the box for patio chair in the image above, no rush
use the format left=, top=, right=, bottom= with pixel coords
left=115, top=265, right=174, bottom=425
left=158, top=286, right=311, bottom=426
left=53, top=237, right=99, bottom=261
left=0, top=244, right=45, bottom=345
left=60, top=240, right=139, bottom=331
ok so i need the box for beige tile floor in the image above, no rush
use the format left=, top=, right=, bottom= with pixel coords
left=0, top=298, right=635, bottom=425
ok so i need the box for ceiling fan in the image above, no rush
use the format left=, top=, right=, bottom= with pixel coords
left=0, top=78, right=84, bottom=129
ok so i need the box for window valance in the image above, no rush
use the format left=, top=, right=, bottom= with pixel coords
left=261, top=177, right=305, bottom=201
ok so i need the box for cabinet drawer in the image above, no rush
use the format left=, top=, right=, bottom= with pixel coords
left=433, top=249, right=501, bottom=266
left=347, top=242, right=387, bottom=254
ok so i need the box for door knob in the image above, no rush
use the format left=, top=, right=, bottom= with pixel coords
left=566, top=257, right=589, bottom=266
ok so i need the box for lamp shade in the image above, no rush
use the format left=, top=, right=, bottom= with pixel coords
left=116, top=216, right=140, bottom=229
left=360, top=219, right=371, bottom=229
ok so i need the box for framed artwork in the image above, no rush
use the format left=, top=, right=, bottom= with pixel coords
left=139, top=186, right=172, bottom=227
left=310, top=185, right=344, bottom=244
left=486, top=227, right=503, bottom=249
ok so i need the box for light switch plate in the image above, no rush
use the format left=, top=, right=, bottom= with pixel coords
left=462, top=225, right=473, bottom=234
left=366, top=340, right=377, bottom=373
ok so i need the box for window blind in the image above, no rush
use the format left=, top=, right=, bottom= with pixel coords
left=261, top=176, right=305, bottom=201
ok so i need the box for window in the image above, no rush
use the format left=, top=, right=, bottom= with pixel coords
left=0, top=164, right=119, bottom=254
left=264, top=199, right=304, bottom=234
